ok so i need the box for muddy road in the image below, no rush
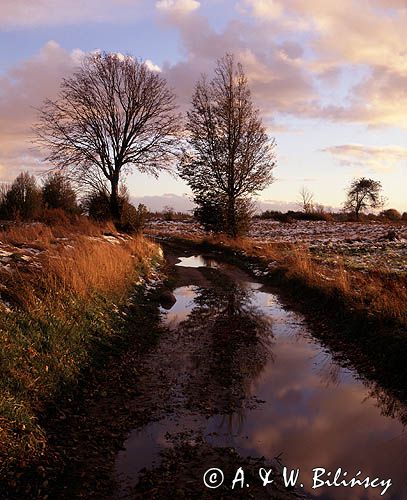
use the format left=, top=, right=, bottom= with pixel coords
left=114, top=249, right=406, bottom=499
left=25, top=246, right=406, bottom=499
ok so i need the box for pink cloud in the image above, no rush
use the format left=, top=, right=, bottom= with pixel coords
left=0, top=0, right=145, bottom=28
left=0, top=41, right=82, bottom=179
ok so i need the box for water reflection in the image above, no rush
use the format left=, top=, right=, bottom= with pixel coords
left=163, top=273, right=273, bottom=419
left=117, top=257, right=407, bottom=499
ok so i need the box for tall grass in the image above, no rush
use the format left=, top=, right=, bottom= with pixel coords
left=177, top=233, right=406, bottom=326
left=0, top=221, right=161, bottom=475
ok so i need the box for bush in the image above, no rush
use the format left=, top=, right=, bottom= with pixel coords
left=83, top=188, right=148, bottom=233
left=259, top=210, right=332, bottom=222
left=0, top=172, right=42, bottom=221
left=194, top=193, right=253, bottom=236
left=163, top=205, right=175, bottom=221
left=82, top=190, right=112, bottom=221
left=194, top=193, right=225, bottom=232
left=38, top=207, right=71, bottom=226
left=42, top=172, right=78, bottom=214
left=380, top=208, right=401, bottom=221
left=119, top=203, right=149, bottom=234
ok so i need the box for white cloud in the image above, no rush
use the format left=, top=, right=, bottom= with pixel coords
left=144, top=59, right=162, bottom=72
left=156, top=0, right=200, bottom=15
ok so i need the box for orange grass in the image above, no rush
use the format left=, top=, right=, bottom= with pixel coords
left=0, top=221, right=161, bottom=474
left=166, top=232, right=407, bottom=326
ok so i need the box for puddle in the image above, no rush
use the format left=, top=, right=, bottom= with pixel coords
left=176, top=254, right=220, bottom=268
left=116, top=255, right=407, bottom=499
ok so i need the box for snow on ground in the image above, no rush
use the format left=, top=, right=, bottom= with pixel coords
left=147, top=219, right=407, bottom=274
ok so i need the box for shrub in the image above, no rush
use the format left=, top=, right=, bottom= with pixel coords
left=42, top=172, right=78, bottom=214
left=194, top=194, right=253, bottom=236
left=194, top=193, right=225, bottom=232
left=119, top=203, right=149, bottom=234
left=39, top=207, right=71, bottom=226
left=1, top=172, right=42, bottom=221
left=163, top=205, right=175, bottom=221
left=82, top=189, right=112, bottom=221
left=380, top=208, right=401, bottom=221
left=83, top=188, right=148, bottom=233
left=259, top=210, right=331, bottom=222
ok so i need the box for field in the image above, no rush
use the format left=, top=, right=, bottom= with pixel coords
left=148, top=219, right=407, bottom=275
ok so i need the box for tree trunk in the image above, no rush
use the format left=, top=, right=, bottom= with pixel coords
left=110, top=176, right=121, bottom=222
left=226, top=196, right=237, bottom=238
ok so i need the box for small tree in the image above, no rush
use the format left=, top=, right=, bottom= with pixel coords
left=298, top=186, right=314, bottom=213
left=35, top=52, right=180, bottom=222
left=179, top=54, right=276, bottom=237
left=344, top=177, right=384, bottom=220
left=83, top=185, right=147, bottom=233
left=380, top=208, right=401, bottom=221
left=42, top=172, right=78, bottom=213
left=3, top=172, right=42, bottom=221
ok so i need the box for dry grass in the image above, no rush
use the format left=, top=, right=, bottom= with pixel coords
left=0, top=220, right=158, bottom=310
left=179, top=233, right=407, bottom=326
left=0, top=220, right=161, bottom=475
left=0, top=217, right=116, bottom=249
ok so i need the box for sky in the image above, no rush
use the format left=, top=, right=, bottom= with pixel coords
left=0, top=0, right=406, bottom=212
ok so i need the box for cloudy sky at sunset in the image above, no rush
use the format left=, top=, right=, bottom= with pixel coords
left=0, top=0, right=406, bottom=211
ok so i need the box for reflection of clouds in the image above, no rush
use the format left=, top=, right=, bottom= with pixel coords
left=160, top=285, right=197, bottom=329
left=122, top=262, right=407, bottom=498
left=235, top=328, right=407, bottom=498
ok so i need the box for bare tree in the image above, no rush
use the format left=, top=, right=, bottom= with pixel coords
left=298, top=186, right=314, bottom=213
left=35, top=52, right=180, bottom=220
left=344, top=177, right=384, bottom=220
left=179, top=54, right=276, bottom=237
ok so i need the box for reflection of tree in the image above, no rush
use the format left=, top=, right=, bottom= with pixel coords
left=317, top=356, right=342, bottom=387
left=366, top=382, right=407, bottom=427
left=177, top=273, right=273, bottom=418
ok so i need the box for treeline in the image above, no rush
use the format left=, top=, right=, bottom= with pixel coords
left=0, top=171, right=148, bottom=233
left=258, top=208, right=407, bottom=223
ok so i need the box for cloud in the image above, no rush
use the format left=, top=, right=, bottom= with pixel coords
left=238, top=0, right=284, bottom=19
left=0, top=0, right=145, bottom=28
left=131, top=193, right=194, bottom=212
left=236, top=0, right=407, bottom=127
left=144, top=59, right=162, bottom=72
left=156, top=0, right=200, bottom=15
left=322, top=144, right=407, bottom=173
left=0, top=41, right=83, bottom=180
left=157, top=5, right=315, bottom=117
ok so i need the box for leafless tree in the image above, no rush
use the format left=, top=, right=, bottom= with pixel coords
left=35, top=52, right=180, bottom=220
left=344, top=177, right=384, bottom=220
left=179, top=54, right=276, bottom=237
left=298, top=186, right=315, bottom=213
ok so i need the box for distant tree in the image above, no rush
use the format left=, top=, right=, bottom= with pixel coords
left=179, top=54, right=276, bottom=237
left=35, top=52, right=180, bottom=222
left=0, top=182, right=12, bottom=219
left=298, top=186, right=315, bottom=213
left=344, top=177, right=384, bottom=220
left=380, top=208, right=401, bottom=221
left=2, top=172, right=42, bottom=221
left=163, top=205, right=175, bottom=221
left=42, top=172, right=78, bottom=213
left=402, top=212, right=407, bottom=221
